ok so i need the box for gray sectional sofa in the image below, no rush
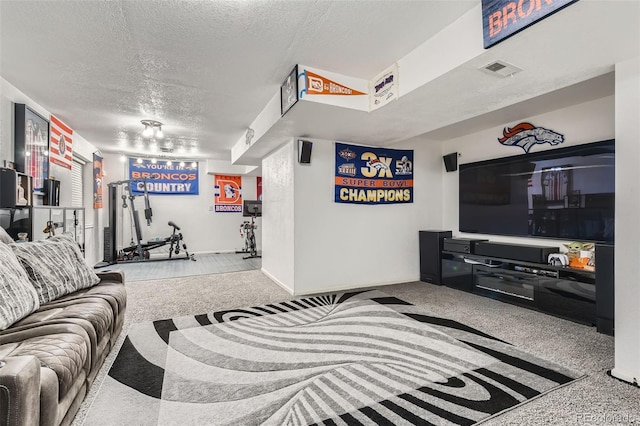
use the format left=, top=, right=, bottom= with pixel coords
left=0, top=229, right=126, bottom=426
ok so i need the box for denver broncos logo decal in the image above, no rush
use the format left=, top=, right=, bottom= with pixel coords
left=498, top=122, right=564, bottom=153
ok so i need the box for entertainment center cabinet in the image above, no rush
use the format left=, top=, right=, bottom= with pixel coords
left=421, top=238, right=614, bottom=336
left=442, top=250, right=597, bottom=325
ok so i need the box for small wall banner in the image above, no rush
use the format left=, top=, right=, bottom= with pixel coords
left=305, top=70, right=366, bottom=96
left=49, top=114, right=73, bottom=170
left=257, top=176, right=262, bottom=201
left=335, top=142, right=413, bottom=205
left=93, top=153, right=103, bottom=209
left=214, top=174, right=242, bottom=212
left=128, top=159, right=199, bottom=195
left=370, top=63, right=399, bottom=111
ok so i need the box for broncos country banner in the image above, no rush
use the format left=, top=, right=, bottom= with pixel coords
left=335, top=142, right=413, bottom=205
left=129, top=159, right=199, bottom=195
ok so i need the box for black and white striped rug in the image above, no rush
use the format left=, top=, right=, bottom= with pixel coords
left=86, top=290, right=583, bottom=425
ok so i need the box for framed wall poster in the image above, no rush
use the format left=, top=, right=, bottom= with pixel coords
left=280, top=65, right=299, bottom=116
left=14, top=104, right=49, bottom=193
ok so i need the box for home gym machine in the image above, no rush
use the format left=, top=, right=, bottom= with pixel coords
left=238, top=199, right=261, bottom=259
left=100, top=178, right=194, bottom=265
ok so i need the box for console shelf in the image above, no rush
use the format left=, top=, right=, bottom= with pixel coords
left=441, top=250, right=597, bottom=327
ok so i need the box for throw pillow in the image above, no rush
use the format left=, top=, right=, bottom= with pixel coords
left=0, top=242, right=40, bottom=330
left=0, top=226, right=13, bottom=244
left=11, top=236, right=100, bottom=304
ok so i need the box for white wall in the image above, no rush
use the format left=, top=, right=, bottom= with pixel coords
left=261, top=136, right=443, bottom=296
left=261, top=141, right=296, bottom=293
left=434, top=95, right=614, bottom=248
left=611, top=57, right=640, bottom=385
left=101, top=153, right=260, bottom=256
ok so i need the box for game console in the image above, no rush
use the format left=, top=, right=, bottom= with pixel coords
left=548, top=253, right=569, bottom=266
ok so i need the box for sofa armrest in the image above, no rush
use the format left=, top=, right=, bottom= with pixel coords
left=95, top=270, right=125, bottom=284
left=0, top=356, right=41, bottom=426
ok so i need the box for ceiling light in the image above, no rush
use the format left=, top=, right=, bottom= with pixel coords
left=179, top=161, right=185, bottom=167
left=151, top=158, right=157, bottom=164
left=191, top=161, right=197, bottom=168
left=141, top=119, right=163, bottom=139
left=136, top=158, right=143, bottom=164
left=119, top=154, right=126, bottom=162
left=166, top=160, right=172, bottom=166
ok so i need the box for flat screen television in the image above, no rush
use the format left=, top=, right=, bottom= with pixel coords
left=243, top=200, right=262, bottom=217
left=459, top=140, right=614, bottom=243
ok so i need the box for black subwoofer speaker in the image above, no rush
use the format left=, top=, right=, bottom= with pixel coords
left=419, top=230, right=452, bottom=285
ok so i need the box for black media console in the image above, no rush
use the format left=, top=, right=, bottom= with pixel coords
left=441, top=250, right=597, bottom=327
left=417, top=232, right=614, bottom=335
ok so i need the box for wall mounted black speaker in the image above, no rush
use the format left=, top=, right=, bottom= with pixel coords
left=443, top=152, right=458, bottom=172
left=298, top=140, right=313, bottom=164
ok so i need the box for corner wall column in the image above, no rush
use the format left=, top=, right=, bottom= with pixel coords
left=611, top=56, right=640, bottom=385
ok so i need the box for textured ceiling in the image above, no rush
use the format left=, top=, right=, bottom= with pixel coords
left=1, top=0, right=637, bottom=163
left=0, top=0, right=476, bottom=159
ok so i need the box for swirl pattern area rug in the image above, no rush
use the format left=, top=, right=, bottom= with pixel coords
left=85, top=290, right=583, bottom=425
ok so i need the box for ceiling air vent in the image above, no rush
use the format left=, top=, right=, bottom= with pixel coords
left=480, top=60, right=522, bottom=78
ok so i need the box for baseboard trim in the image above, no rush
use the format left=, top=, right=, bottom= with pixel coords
left=610, top=368, right=640, bottom=387
left=258, top=270, right=417, bottom=298
left=293, top=279, right=416, bottom=297
left=261, top=268, right=294, bottom=295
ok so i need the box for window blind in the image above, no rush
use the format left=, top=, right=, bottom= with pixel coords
left=71, top=159, right=84, bottom=207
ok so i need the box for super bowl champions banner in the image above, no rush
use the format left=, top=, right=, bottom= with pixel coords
left=214, top=174, right=242, bottom=212
left=335, top=142, right=413, bottom=205
left=129, top=159, right=199, bottom=195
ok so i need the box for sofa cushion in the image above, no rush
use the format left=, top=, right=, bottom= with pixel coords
left=4, top=332, right=88, bottom=399
left=0, top=242, right=40, bottom=330
left=11, top=236, right=100, bottom=304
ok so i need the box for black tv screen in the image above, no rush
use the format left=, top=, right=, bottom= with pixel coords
left=459, top=140, right=614, bottom=243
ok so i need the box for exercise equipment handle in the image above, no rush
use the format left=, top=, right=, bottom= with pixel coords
left=168, top=221, right=180, bottom=230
